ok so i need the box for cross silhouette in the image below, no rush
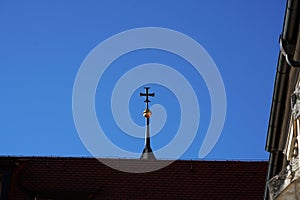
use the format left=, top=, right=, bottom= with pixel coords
left=140, top=87, right=155, bottom=109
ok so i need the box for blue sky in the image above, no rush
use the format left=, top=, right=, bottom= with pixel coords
left=0, top=1, right=286, bottom=160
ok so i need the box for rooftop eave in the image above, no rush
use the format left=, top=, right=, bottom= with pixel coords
left=266, top=0, right=300, bottom=153
left=265, top=0, right=300, bottom=199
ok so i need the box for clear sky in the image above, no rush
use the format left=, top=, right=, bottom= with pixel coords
left=0, top=1, right=286, bottom=160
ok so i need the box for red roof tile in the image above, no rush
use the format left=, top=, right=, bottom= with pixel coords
left=0, top=157, right=268, bottom=200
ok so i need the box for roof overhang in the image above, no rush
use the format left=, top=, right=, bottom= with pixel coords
left=265, top=0, right=300, bottom=199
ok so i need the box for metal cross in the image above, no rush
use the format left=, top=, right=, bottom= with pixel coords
left=140, top=87, right=155, bottom=109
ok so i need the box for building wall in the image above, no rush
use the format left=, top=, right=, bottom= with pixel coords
left=277, top=178, right=300, bottom=200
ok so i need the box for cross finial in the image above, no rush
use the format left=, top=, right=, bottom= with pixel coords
left=140, top=86, right=156, bottom=160
left=140, top=87, right=155, bottom=109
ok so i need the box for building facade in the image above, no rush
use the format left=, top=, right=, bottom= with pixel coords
left=265, top=0, right=300, bottom=199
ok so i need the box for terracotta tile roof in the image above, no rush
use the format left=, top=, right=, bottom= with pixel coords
left=1, top=157, right=268, bottom=200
